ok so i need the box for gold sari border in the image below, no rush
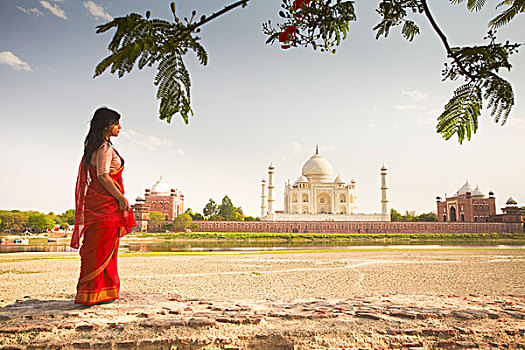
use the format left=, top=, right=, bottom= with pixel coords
left=75, top=287, right=119, bottom=305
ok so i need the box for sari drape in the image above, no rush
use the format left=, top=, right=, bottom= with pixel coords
left=72, top=150, right=136, bottom=305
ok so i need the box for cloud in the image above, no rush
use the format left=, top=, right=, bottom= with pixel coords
left=0, top=51, right=32, bottom=71
left=83, top=1, right=113, bottom=21
left=39, top=1, right=67, bottom=19
left=16, top=6, right=44, bottom=17
left=122, top=129, right=181, bottom=153
left=402, top=90, right=428, bottom=102
left=368, top=123, right=376, bottom=128
left=273, top=141, right=305, bottom=161
left=288, top=141, right=304, bottom=154
left=393, top=104, right=425, bottom=112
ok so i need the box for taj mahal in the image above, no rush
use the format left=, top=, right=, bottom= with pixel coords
left=260, top=147, right=390, bottom=222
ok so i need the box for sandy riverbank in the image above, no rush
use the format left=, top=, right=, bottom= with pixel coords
left=0, top=249, right=523, bottom=349
left=1, top=249, right=524, bottom=301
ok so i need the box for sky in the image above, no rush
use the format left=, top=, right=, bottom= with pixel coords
left=1, top=0, right=524, bottom=217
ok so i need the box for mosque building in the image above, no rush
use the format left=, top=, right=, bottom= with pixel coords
left=260, top=147, right=390, bottom=222
left=436, top=180, right=522, bottom=223
left=131, top=175, right=184, bottom=232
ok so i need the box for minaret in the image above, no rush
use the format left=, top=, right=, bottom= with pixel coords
left=267, top=163, right=275, bottom=220
left=260, top=178, right=267, bottom=218
left=380, top=164, right=389, bottom=218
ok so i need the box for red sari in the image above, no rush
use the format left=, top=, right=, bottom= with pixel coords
left=72, top=150, right=136, bottom=305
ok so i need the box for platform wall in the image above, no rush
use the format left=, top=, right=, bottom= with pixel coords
left=189, top=221, right=523, bottom=234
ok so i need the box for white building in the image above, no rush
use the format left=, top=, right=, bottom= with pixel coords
left=261, top=147, right=390, bottom=222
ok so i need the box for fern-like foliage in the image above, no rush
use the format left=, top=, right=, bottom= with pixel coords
left=92, top=1, right=522, bottom=143
left=437, top=84, right=482, bottom=144
left=483, top=73, right=514, bottom=125
left=450, top=0, right=524, bottom=28
left=490, top=0, right=525, bottom=28
left=401, top=20, right=420, bottom=41
left=373, top=0, right=423, bottom=41
left=439, top=31, right=520, bottom=141
left=154, top=54, right=192, bottom=124
left=450, top=0, right=488, bottom=11
left=94, top=8, right=208, bottom=124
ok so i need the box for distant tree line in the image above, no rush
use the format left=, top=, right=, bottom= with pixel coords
left=4, top=205, right=520, bottom=233
left=0, top=209, right=75, bottom=233
left=147, top=195, right=260, bottom=232
left=390, top=208, right=437, bottom=222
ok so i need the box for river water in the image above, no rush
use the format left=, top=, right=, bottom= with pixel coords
left=1, top=240, right=524, bottom=254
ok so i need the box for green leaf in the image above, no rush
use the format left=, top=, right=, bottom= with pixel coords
left=450, top=0, right=488, bottom=11
left=482, top=74, right=514, bottom=125
left=437, top=84, right=482, bottom=144
left=489, top=0, right=525, bottom=29
left=94, top=6, right=208, bottom=124
left=401, top=20, right=420, bottom=41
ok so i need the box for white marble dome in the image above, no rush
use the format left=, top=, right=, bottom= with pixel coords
left=151, top=175, right=171, bottom=195
left=302, top=153, right=334, bottom=182
left=471, top=185, right=485, bottom=197
left=297, top=175, right=308, bottom=183
left=334, top=175, right=345, bottom=184
left=454, top=180, right=475, bottom=196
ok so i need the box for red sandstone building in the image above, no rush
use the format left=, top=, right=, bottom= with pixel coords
left=131, top=176, right=184, bottom=232
left=436, top=180, right=522, bottom=223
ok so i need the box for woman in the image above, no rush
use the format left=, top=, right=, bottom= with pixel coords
left=71, top=107, right=136, bottom=305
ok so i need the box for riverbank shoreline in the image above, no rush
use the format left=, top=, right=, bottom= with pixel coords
left=1, top=231, right=525, bottom=245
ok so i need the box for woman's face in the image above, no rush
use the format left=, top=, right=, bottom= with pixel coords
left=106, top=121, right=121, bottom=138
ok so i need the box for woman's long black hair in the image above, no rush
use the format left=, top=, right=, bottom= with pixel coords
left=83, top=107, right=120, bottom=169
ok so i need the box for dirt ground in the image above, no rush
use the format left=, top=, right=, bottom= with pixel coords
left=0, top=249, right=523, bottom=349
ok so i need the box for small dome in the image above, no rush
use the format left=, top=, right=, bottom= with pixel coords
left=136, top=195, right=145, bottom=202
left=297, top=175, right=308, bottom=183
left=151, top=175, right=171, bottom=195
left=381, top=164, right=387, bottom=171
left=455, top=180, right=475, bottom=197
left=506, top=197, right=517, bottom=205
left=302, top=151, right=334, bottom=182
left=334, top=175, right=345, bottom=184
left=471, top=185, right=485, bottom=197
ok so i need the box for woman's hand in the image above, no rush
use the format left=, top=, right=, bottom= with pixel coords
left=97, top=173, right=130, bottom=211
left=118, top=196, right=130, bottom=211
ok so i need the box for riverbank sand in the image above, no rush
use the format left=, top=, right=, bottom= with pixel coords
left=0, top=249, right=523, bottom=348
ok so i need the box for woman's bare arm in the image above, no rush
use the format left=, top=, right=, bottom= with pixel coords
left=97, top=173, right=130, bottom=211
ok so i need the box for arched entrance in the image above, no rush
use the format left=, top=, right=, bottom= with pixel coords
left=449, top=206, right=457, bottom=222
left=316, top=193, right=332, bottom=214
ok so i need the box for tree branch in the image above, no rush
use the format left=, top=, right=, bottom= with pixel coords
left=421, top=0, right=475, bottom=80
left=188, top=0, right=251, bottom=31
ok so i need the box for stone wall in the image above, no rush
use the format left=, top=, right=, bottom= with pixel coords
left=189, top=220, right=523, bottom=233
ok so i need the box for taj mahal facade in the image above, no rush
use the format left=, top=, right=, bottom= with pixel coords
left=260, top=147, right=390, bottom=222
